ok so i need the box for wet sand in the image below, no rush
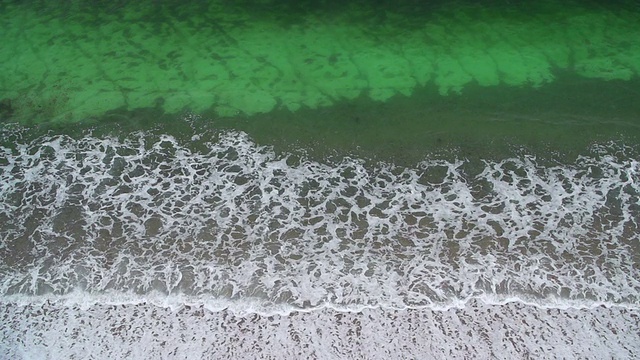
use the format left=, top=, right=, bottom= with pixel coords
left=1, top=299, right=638, bottom=359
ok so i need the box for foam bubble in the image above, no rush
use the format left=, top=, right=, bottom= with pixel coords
left=0, top=128, right=638, bottom=313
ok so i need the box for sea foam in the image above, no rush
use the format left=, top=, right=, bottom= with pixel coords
left=1, top=298, right=638, bottom=360
left=0, top=129, right=638, bottom=314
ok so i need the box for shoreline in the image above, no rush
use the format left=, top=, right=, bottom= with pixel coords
left=2, top=298, right=638, bottom=359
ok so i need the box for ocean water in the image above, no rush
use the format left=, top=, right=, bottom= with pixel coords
left=1, top=0, right=640, bottom=359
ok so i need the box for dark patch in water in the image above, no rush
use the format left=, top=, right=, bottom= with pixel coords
left=0, top=98, right=14, bottom=122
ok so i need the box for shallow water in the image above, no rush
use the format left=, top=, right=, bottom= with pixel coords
left=1, top=123, right=639, bottom=358
left=1, top=127, right=639, bottom=306
left=2, top=300, right=639, bottom=359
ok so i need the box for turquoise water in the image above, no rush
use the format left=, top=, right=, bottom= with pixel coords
left=1, top=0, right=639, bottom=358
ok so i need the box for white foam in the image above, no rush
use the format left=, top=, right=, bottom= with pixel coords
left=0, top=129, right=638, bottom=314
left=1, top=298, right=638, bottom=360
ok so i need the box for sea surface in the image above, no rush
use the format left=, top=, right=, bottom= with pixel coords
left=1, top=0, right=639, bottom=359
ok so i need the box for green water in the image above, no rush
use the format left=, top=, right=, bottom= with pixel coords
left=0, top=0, right=639, bottom=161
